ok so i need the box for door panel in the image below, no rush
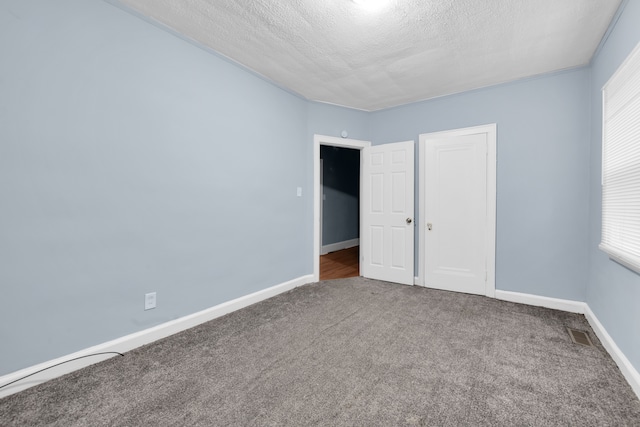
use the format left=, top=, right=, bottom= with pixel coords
left=425, top=133, right=487, bottom=294
left=361, top=141, right=415, bottom=285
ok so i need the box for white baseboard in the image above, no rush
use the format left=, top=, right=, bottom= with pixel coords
left=4, top=279, right=639, bottom=403
left=584, top=305, right=640, bottom=400
left=0, top=274, right=313, bottom=399
left=494, top=289, right=640, bottom=400
left=321, top=238, right=359, bottom=255
left=495, top=289, right=586, bottom=313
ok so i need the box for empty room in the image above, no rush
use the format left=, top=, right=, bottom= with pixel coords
left=2, top=0, right=640, bottom=425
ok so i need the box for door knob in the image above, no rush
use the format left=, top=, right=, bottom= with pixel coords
left=427, top=223, right=432, bottom=230
left=406, top=218, right=413, bottom=224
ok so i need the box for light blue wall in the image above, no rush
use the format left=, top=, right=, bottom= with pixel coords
left=587, top=0, right=640, bottom=374
left=0, top=0, right=310, bottom=375
left=368, top=69, right=592, bottom=301
left=320, top=146, right=360, bottom=246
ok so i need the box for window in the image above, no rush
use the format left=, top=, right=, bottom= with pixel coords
left=600, top=41, right=640, bottom=273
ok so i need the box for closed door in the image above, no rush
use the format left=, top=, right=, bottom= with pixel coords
left=361, top=141, right=414, bottom=285
left=421, top=127, right=494, bottom=296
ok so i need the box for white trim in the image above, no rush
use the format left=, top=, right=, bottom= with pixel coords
left=485, top=124, right=497, bottom=299
left=495, top=290, right=586, bottom=313
left=0, top=274, right=313, bottom=398
left=321, top=238, right=359, bottom=255
left=418, top=124, right=497, bottom=298
left=313, top=135, right=370, bottom=282
left=414, top=276, right=420, bottom=285
left=584, top=305, right=640, bottom=400
left=320, top=158, right=324, bottom=255
left=418, top=137, right=425, bottom=286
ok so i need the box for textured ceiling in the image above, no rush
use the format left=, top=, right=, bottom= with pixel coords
left=116, top=0, right=622, bottom=111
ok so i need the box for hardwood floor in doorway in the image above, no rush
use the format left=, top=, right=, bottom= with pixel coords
left=320, top=246, right=359, bottom=281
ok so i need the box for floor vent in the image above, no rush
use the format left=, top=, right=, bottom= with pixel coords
left=567, top=328, right=594, bottom=347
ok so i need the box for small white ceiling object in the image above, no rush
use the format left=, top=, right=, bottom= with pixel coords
left=116, top=0, right=622, bottom=111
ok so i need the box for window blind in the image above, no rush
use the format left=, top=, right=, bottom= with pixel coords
left=601, top=41, right=640, bottom=273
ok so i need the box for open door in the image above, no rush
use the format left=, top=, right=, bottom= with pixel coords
left=361, top=141, right=415, bottom=285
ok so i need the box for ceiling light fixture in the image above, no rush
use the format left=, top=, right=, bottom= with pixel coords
left=352, top=0, right=390, bottom=13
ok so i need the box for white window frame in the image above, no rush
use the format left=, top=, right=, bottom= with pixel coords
left=600, top=41, right=640, bottom=273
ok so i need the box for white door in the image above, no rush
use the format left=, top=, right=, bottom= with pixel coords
left=420, top=125, right=496, bottom=296
left=361, top=141, right=415, bottom=285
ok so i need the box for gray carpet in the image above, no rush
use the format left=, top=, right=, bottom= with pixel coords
left=1, top=278, right=640, bottom=426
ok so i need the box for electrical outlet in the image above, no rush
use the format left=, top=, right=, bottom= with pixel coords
left=144, top=292, right=156, bottom=310
left=296, top=187, right=302, bottom=197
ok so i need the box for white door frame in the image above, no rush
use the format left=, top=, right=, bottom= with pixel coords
left=313, top=134, right=371, bottom=282
left=418, top=124, right=497, bottom=297
left=320, top=158, right=323, bottom=255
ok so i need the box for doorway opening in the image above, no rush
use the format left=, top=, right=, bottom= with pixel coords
left=313, top=135, right=370, bottom=282
left=319, top=145, right=361, bottom=280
